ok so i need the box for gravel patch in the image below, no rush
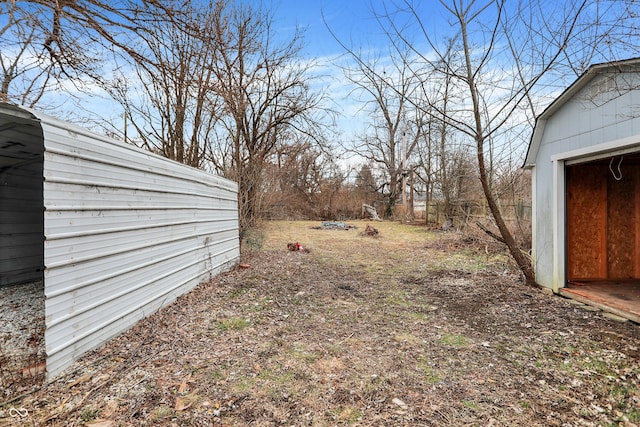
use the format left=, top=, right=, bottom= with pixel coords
left=0, top=280, right=46, bottom=398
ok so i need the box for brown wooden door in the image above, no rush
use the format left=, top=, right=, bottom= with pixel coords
left=566, top=159, right=640, bottom=281
left=566, top=164, right=608, bottom=280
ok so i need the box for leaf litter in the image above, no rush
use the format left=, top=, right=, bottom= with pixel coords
left=1, top=220, right=639, bottom=426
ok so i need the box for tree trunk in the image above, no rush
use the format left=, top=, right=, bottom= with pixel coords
left=476, top=138, right=536, bottom=286
left=459, top=11, right=536, bottom=286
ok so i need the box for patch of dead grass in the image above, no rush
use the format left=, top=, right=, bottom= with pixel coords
left=1, top=220, right=638, bottom=427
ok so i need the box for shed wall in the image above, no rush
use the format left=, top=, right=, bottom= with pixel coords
left=533, top=71, right=640, bottom=288
left=36, top=115, right=239, bottom=377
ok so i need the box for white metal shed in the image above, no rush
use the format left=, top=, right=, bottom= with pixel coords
left=524, top=58, right=640, bottom=321
left=0, top=103, right=240, bottom=377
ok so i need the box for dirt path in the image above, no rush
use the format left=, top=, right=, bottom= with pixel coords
left=1, top=221, right=638, bottom=426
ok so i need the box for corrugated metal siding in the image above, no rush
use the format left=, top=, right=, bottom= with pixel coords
left=37, top=114, right=239, bottom=377
left=0, top=112, right=44, bottom=286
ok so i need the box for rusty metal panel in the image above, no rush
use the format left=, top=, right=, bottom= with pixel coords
left=566, top=164, right=608, bottom=280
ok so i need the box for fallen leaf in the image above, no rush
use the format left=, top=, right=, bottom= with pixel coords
left=178, top=380, right=188, bottom=393
left=86, top=420, right=114, bottom=427
left=68, top=373, right=92, bottom=387
left=175, top=397, right=192, bottom=411
left=92, top=374, right=110, bottom=384
left=392, top=397, right=408, bottom=409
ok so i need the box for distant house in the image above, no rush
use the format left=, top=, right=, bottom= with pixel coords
left=0, top=103, right=240, bottom=377
left=524, top=58, right=640, bottom=322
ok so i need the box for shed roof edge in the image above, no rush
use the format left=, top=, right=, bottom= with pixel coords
left=523, top=57, right=640, bottom=169
left=0, top=102, right=237, bottom=189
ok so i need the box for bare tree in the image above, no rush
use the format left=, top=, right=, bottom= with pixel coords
left=355, top=163, right=381, bottom=206
left=412, top=41, right=469, bottom=224
left=434, top=0, right=601, bottom=284
left=391, top=0, right=590, bottom=284
left=341, top=48, right=425, bottom=218
left=337, top=0, right=639, bottom=285
left=108, top=1, right=221, bottom=168
left=0, top=1, right=179, bottom=110
left=207, top=2, right=329, bottom=232
left=273, top=139, right=325, bottom=217
left=1, top=1, right=51, bottom=106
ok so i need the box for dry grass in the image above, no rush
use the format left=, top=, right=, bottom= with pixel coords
left=1, top=220, right=638, bottom=426
left=256, top=220, right=510, bottom=278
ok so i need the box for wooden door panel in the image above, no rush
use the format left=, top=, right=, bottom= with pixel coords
left=566, top=164, right=607, bottom=280
left=607, top=164, right=636, bottom=279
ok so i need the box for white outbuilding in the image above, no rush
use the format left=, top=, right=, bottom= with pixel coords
left=0, top=103, right=240, bottom=377
left=524, top=58, right=640, bottom=322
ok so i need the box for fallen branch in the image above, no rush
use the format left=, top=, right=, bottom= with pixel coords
left=474, top=221, right=506, bottom=244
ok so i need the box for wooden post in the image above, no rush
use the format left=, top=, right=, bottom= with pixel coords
left=425, top=200, right=429, bottom=225
left=636, top=169, right=640, bottom=277
left=409, top=167, right=415, bottom=218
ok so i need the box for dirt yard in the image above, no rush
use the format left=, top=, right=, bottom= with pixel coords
left=1, top=220, right=639, bottom=426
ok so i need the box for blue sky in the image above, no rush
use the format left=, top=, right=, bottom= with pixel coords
left=273, top=0, right=381, bottom=57
left=269, top=0, right=441, bottom=59
left=263, top=0, right=393, bottom=157
left=267, top=0, right=435, bottom=149
left=73, top=0, right=395, bottom=143
left=28, top=0, right=639, bottom=168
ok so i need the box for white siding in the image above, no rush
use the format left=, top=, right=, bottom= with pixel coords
left=540, top=73, right=640, bottom=153
left=531, top=69, right=640, bottom=289
left=0, top=105, right=239, bottom=378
